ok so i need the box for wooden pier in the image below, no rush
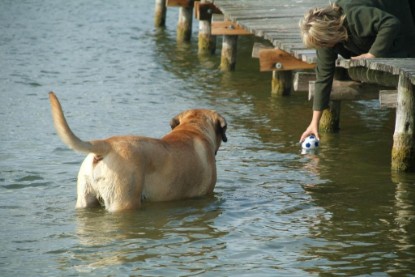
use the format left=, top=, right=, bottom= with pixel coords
left=159, top=0, right=415, bottom=172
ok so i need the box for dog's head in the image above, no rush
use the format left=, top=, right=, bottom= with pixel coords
left=170, top=109, right=227, bottom=153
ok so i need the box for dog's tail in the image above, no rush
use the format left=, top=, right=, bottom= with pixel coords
left=49, top=92, right=110, bottom=155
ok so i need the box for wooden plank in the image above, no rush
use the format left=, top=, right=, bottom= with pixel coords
left=308, top=80, right=363, bottom=100
left=292, top=49, right=316, bottom=60
left=211, top=20, right=251, bottom=36
left=379, top=90, right=398, bottom=109
left=167, top=0, right=194, bottom=8
left=258, top=49, right=315, bottom=71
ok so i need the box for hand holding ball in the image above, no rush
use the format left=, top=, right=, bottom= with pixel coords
left=301, top=135, right=319, bottom=150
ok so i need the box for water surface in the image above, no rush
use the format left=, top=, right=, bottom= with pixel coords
left=1, top=0, right=415, bottom=276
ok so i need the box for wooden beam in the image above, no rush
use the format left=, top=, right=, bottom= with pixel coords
left=211, top=20, right=251, bottom=36
left=308, top=80, right=363, bottom=100
left=195, top=2, right=221, bottom=20
left=347, top=67, right=399, bottom=87
left=167, top=0, right=194, bottom=8
left=258, top=48, right=315, bottom=71
left=293, top=71, right=315, bottom=92
left=379, top=90, right=397, bottom=109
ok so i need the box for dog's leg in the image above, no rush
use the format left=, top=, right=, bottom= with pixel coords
left=76, top=175, right=100, bottom=208
left=105, top=171, right=144, bottom=212
left=75, top=154, right=100, bottom=208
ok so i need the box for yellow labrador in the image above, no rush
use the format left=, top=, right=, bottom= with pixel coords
left=49, top=92, right=227, bottom=212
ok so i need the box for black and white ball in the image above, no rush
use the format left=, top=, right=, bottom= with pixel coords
left=301, top=135, right=319, bottom=150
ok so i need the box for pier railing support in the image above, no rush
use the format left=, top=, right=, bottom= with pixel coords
left=196, top=0, right=219, bottom=54
left=272, top=71, right=292, bottom=96
left=320, top=101, right=341, bottom=132
left=154, top=0, right=167, bottom=27
left=392, top=72, right=415, bottom=172
left=177, top=5, right=193, bottom=41
left=220, top=35, right=238, bottom=71
left=211, top=20, right=251, bottom=71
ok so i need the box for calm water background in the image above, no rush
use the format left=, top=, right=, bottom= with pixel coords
left=1, top=0, right=415, bottom=276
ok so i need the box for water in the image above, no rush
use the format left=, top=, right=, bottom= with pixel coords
left=1, top=0, right=415, bottom=276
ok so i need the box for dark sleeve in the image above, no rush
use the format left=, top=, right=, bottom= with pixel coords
left=349, top=7, right=401, bottom=57
left=313, top=48, right=337, bottom=111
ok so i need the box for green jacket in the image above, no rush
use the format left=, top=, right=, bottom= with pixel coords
left=313, top=0, right=415, bottom=111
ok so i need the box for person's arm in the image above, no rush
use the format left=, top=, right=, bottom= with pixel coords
left=300, top=48, right=337, bottom=142
left=352, top=53, right=375, bottom=59
left=313, top=48, right=337, bottom=111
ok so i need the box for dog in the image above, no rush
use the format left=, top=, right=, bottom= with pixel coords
left=49, top=92, right=227, bottom=212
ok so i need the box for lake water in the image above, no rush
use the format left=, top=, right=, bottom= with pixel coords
left=1, top=0, right=415, bottom=276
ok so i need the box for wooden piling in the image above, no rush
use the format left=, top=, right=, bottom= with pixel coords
left=197, top=0, right=217, bottom=54
left=220, top=35, right=238, bottom=71
left=154, top=0, right=167, bottom=27
left=392, top=73, right=415, bottom=172
left=176, top=3, right=194, bottom=42
left=271, top=71, right=292, bottom=96
left=320, top=102, right=341, bottom=132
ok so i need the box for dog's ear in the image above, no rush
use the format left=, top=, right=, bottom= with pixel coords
left=216, top=115, right=228, bottom=142
left=170, top=116, right=180, bottom=130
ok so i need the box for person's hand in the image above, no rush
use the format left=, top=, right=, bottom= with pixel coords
left=351, top=53, right=375, bottom=59
left=300, top=110, right=322, bottom=142
left=300, top=124, right=320, bottom=143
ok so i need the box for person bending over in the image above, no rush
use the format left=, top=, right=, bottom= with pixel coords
left=299, top=0, right=415, bottom=143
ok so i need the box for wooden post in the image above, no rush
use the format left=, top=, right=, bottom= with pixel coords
left=319, top=101, right=341, bottom=132
left=271, top=71, right=292, bottom=96
left=392, top=73, right=415, bottom=172
left=220, top=35, right=238, bottom=71
left=154, top=0, right=167, bottom=27
left=198, top=0, right=216, bottom=54
left=316, top=68, right=349, bottom=132
left=177, top=3, right=194, bottom=42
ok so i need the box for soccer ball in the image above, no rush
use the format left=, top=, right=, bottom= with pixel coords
left=301, top=135, right=319, bottom=150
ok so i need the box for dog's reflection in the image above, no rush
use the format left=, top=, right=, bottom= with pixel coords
left=72, top=197, right=226, bottom=270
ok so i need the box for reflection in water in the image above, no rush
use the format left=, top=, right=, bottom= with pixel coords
left=302, top=172, right=415, bottom=275
left=70, top=198, right=226, bottom=274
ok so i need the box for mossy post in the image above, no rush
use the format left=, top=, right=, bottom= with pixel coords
left=271, top=71, right=292, bottom=96
left=315, top=67, right=348, bottom=132
left=220, top=35, right=238, bottom=71
left=177, top=2, right=194, bottom=42
left=198, top=0, right=216, bottom=54
left=392, top=72, right=415, bottom=172
left=154, top=0, right=167, bottom=27
left=319, top=101, right=341, bottom=132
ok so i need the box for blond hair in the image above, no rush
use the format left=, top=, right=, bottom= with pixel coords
left=299, top=3, right=348, bottom=48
